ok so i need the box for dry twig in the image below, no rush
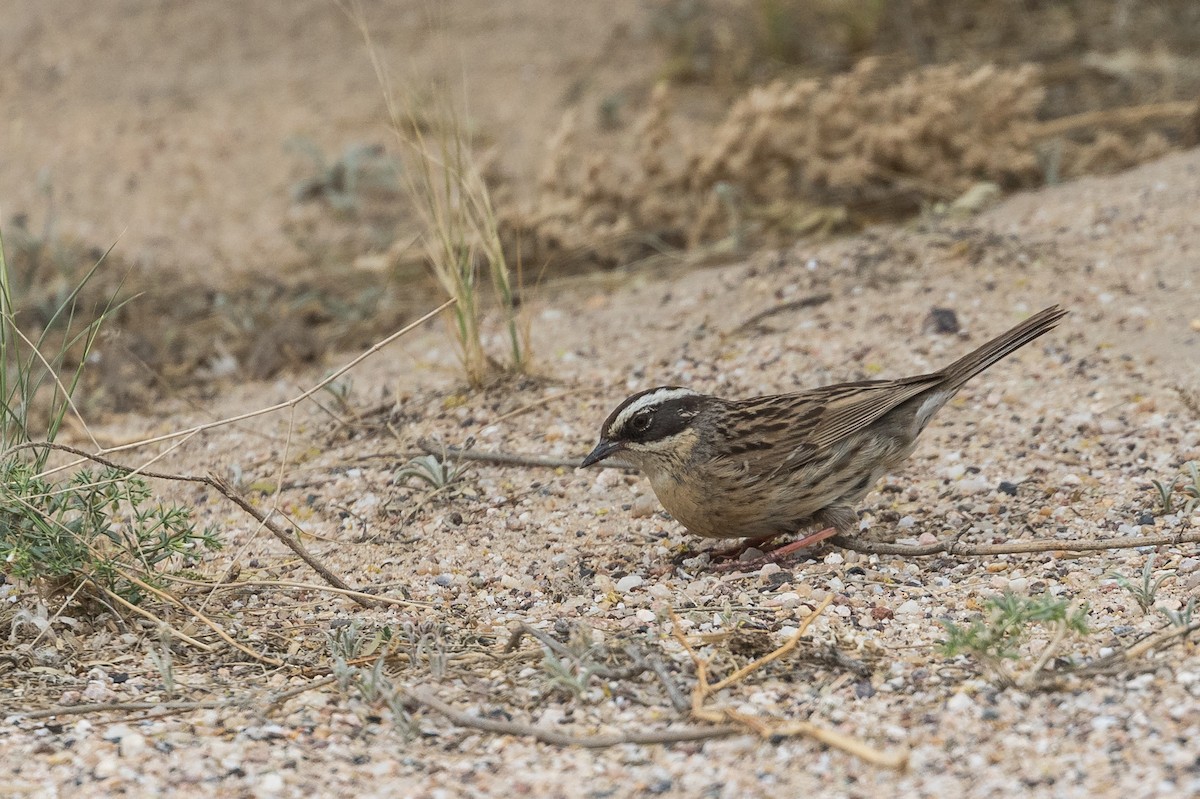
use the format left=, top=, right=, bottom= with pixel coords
left=670, top=596, right=909, bottom=769
left=402, top=688, right=739, bottom=748
left=832, top=529, right=1200, bottom=557
left=417, top=439, right=581, bottom=469
left=731, top=293, right=833, bottom=335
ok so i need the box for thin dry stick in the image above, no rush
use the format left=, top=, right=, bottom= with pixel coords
left=208, top=475, right=372, bottom=608
left=97, top=584, right=212, bottom=652
left=731, top=292, right=834, bottom=335
left=403, top=687, right=740, bottom=748
left=670, top=597, right=908, bottom=769
left=473, top=390, right=584, bottom=436
left=35, top=299, right=453, bottom=476
left=18, top=700, right=231, bottom=721
left=164, top=576, right=429, bottom=608
left=706, top=596, right=833, bottom=693
left=1105, top=618, right=1200, bottom=664
left=19, top=675, right=343, bottom=722
left=833, top=529, right=1200, bottom=557
left=417, top=439, right=581, bottom=469
left=1032, top=100, right=1197, bottom=138
left=1019, top=619, right=1071, bottom=689
left=5, top=319, right=102, bottom=451
left=118, top=570, right=285, bottom=667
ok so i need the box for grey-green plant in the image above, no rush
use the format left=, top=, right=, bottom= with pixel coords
left=395, top=452, right=467, bottom=490
left=1150, top=461, right=1200, bottom=515
left=287, top=139, right=403, bottom=214
left=326, top=621, right=415, bottom=735
left=1111, top=559, right=1175, bottom=615
left=1158, top=597, right=1195, bottom=629
left=940, top=592, right=1090, bottom=685
left=399, top=619, right=450, bottom=679
left=1, top=228, right=219, bottom=601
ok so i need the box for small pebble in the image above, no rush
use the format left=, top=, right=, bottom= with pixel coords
left=776, top=592, right=801, bottom=609
left=896, top=599, right=922, bottom=615
left=946, top=693, right=973, bottom=713
left=119, top=733, right=147, bottom=758
left=616, top=574, right=643, bottom=592
left=871, top=606, right=894, bottom=621
left=255, top=773, right=285, bottom=797
left=433, top=574, right=455, bottom=587
left=93, top=756, right=119, bottom=779
left=759, top=562, right=782, bottom=577
left=629, top=495, right=658, bottom=518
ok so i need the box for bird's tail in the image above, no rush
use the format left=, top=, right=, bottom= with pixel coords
left=940, top=305, right=1068, bottom=388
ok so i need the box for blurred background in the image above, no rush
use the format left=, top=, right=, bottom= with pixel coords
left=2, top=0, right=1198, bottom=407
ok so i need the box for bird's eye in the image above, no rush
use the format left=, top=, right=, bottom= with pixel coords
left=630, top=413, right=652, bottom=433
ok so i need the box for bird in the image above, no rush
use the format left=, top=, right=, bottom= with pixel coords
left=580, top=305, right=1067, bottom=557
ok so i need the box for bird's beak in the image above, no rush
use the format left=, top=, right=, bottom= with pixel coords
left=580, top=438, right=621, bottom=468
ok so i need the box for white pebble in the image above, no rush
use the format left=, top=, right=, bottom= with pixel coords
left=946, top=693, right=973, bottom=713
left=759, top=562, right=782, bottom=577
left=773, top=592, right=800, bottom=609
left=896, top=599, right=922, bottom=615
left=1007, top=577, right=1029, bottom=593
left=635, top=608, right=656, bottom=623
left=119, top=732, right=147, bottom=758
left=616, top=574, right=643, bottom=593
left=255, top=773, right=285, bottom=796
left=823, top=552, right=844, bottom=565
left=93, top=756, right=119, bottom=779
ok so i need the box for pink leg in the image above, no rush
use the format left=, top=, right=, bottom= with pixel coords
left=761, top=525, right=839, bottom=563
left=710, top=526, right=838, bottom=571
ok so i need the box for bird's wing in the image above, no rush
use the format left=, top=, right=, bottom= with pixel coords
left=729, top=374, right=946, bottom=473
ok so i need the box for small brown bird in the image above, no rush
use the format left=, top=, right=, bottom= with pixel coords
left=581, top=306, right=1066, bottom=554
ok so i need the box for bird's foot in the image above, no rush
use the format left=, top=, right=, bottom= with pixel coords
left=711, top=526, right=839, bottom=572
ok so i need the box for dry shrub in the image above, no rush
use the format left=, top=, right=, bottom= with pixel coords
left=509, top=60, right=1045, bottom=268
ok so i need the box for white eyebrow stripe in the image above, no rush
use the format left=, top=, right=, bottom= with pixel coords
left=611, top=388, right=700, bottom=433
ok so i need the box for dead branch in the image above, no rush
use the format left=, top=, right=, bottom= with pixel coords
left=833, top=528, right=1200, bottom=557
left=17, top=700, right=231, bottom=721
left=403, top=687, right=740, bottom=748
left=417, top=439, right=583, bottom=469
left=1033, top=101, right=1197, bottom=139
left=18, top=675, right=341, bottom=722
left=208, top=475, right=373, bottom=607
left=731, top=292, right=833, bottom=335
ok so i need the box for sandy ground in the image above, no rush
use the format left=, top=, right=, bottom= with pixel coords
left=4, top=149, right=1199, bottom=798
left=0, top=0, right=647, bottom=274
left=3, top=2, right=1200, bottom=798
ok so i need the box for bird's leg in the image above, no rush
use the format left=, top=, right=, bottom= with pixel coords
left=711, top=507, right=856, bottom=571
left=760, top=526, right=839, bottom=562
left=698, top=534, right=782, bottom=564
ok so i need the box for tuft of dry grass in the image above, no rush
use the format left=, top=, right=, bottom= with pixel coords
left=341, top=1, right=529, bottom=388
